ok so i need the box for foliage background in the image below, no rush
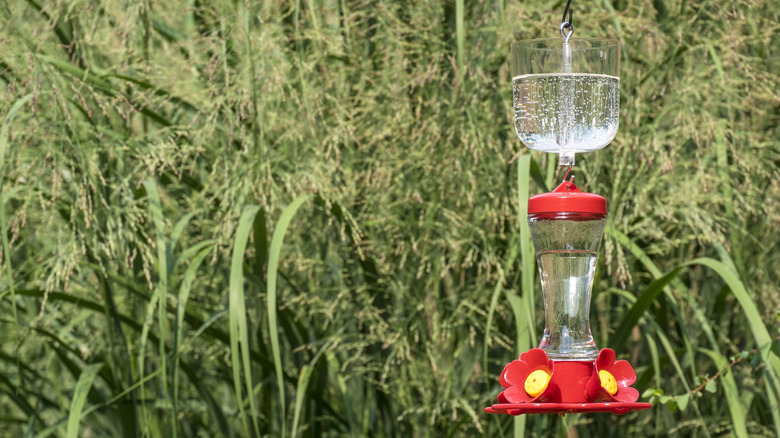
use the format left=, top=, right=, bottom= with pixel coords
left=0, top=0, right=779, bottom=436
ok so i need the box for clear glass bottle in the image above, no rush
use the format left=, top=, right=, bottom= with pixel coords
left=528, top=180, right=606, bottom=361
left=511, top=38, right=620, bottom=166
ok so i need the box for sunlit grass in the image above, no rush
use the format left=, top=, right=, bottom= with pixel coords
left=0, top=0, right=778, bottom=436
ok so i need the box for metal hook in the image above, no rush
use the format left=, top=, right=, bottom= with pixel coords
left=560, top=22, right=574, bottom=39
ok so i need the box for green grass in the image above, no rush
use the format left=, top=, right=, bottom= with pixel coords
left=0, top=0, right=779, bottom=436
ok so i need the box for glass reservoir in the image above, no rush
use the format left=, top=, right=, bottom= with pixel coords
left=528, top=180, right=606, bottom=360
left=511, top=38, right=620, bottom=166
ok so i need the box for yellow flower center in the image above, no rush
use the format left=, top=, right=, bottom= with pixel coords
left=524, top=370, right=551, bottom=397
left=598, top=370, right=618, bottom=395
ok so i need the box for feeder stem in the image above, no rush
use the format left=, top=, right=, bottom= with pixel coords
left=558, top=6, right=574, bottom=167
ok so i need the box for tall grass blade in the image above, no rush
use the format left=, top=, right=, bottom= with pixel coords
left=229, top=205, right=262, bottom=438
left=699, top=349, right=748, bottom=438
left=456, top=0, right=464, bottom=74
left=610, top=250, right=778, bottom=436
left=483, top=274, right=505, bottom=382
left=291, top=364, right=310, bottom=438
left=514, top=154, right=536, bottom=438
left=688, top=258, right=780, bottom=377
left=529, top=158, right=548, bottom=192
left=291, top=337, right=331, bottom=438
left=648, top=320, right=710, bottom=438
left=253, top=208, right=268, bottom=275
left=644, top=333, right=661, bottom=388
left=614, top=256, right=778, bottom=366
left=66, top=363, right=103, bottom=438
left=713, top=121, right=743, bottom=275
left=172, top=245, right=212, bottom=427
left=607, top=226, right=718, bottom=379
left=484, top=236, right=517, bottom=384
left=0, top=94, right=32, bottom=183
left=83, top=369, right=161, bottom=419
left=136, top=211, right=161, bottom=428
left=305, top=0, right=321, bottom=32
left=517, top=154, right=536, bottom=346
left=0, top=94, right=32, bottom=323
left=141, top=180, right=173, bottom=435
left=267, top=195, right=310, bottom=437
left=327, top=352, right=357, bottom=436
left=612, top=266, right=683, bottom=348
left=170, top=210, right=200, bottom=260
left=762, top=369, right=780, bottom=438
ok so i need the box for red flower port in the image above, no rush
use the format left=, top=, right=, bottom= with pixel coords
left=498, top=348, right=558, bottom=403
left=586, top=348, right=639, bottom=403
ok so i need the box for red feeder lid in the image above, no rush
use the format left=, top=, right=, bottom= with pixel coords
left=528, top=180, right=606, bottom=215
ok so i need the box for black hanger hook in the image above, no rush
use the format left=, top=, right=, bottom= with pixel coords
left=561, top=0, right=573, bottom=29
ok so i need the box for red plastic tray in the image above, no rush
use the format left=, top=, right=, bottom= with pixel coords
left=486, top=402, right=652, bottom=416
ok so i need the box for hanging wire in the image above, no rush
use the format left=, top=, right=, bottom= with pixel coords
left=560, top=162, right=573, bottom=184
left=561, top=0, right=573, bottom=29
left=559, top=0, right=574, bottom=39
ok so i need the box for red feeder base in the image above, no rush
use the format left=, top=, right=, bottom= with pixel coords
left=486, top=402, right=652, bottom=416
left=486, top=348, right=652, bottom=416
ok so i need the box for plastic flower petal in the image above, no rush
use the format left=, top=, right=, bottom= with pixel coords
left=498, top=348, right=558, bottom=403
left=587, top=348, right=639, bottom=402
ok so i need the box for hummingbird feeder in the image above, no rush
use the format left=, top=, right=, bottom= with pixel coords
left=486, top=0, right=652, bottom=416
